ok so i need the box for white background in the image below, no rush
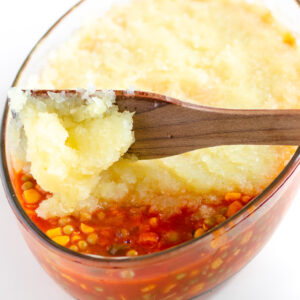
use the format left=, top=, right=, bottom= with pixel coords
left=0, top=1, right=300, bottom=299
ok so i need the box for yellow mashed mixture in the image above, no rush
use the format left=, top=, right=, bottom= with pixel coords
left=12, top=0, right=300, bottom=218
left=8, top=89, right=134, bottom=218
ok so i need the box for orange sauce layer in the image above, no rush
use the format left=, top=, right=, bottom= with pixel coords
left=16, top=171, right=253, bottom=256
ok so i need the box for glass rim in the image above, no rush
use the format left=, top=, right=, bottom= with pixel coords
left=1, top=0, right=300, bottom=265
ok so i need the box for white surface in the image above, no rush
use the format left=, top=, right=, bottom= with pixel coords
left=0, top=1, right=300, bottom=299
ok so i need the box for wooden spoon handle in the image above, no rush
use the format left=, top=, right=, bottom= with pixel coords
left=115, top=91, right=300, bottom=159
left=24, top=90, right=300, bottom=160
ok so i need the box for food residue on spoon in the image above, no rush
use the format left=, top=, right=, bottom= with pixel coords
left=8, top=88, right=134, bottom=219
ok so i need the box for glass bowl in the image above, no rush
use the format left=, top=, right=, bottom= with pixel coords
left=1, top=1, right=300, bottom=299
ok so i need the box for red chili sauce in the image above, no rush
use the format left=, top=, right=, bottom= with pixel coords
left=16, top=171, right=253, bottom=257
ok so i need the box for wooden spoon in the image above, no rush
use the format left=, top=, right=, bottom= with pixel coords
left=27, top=90, right=300, bottom=159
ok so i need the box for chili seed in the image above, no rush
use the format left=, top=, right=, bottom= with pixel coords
left=21, top=181, right=33, bottom=191
left=23, top=189, right=41, bottom=204
left=126, top=249, right=138, bottom=257
left=219, top=207, right=228, bottom=216
left=21, top=174, right=32, bottom=182
left=58, top=216, right=72, bottom=227
left=215, top=214, right=226, bottom=224
left=87, top=233, right=98, bottom=245
left=63, top=225, right=74, bottom=235
left=204, top=216, right=216, bottom=228
left=69, top=245, right=78, bottom=252
left=78, top=240, right=88, bottom=251
left=165, top=231, right=179, bottom=243
left=194, top=228, right=205, bottom=238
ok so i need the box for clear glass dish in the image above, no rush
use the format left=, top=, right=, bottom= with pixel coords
left=1, top=1, right=300, bottom=299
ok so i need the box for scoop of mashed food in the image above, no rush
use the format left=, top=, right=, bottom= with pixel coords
left=10, top=0, right=300, bottom=219
left=8, top=88, right=134, bottom=218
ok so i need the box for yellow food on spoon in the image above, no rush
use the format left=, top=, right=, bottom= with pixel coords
left=10, top=0, right=300, bottom=218
left=8, top=88, right=134, bottom=218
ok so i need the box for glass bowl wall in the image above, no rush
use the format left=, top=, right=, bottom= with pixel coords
left=1, top=0, right=300, bottom=299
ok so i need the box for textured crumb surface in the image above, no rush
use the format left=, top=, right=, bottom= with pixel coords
left=8, top=88, right=134, bottom=218
left=11, top=0, right=300, bottom=217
